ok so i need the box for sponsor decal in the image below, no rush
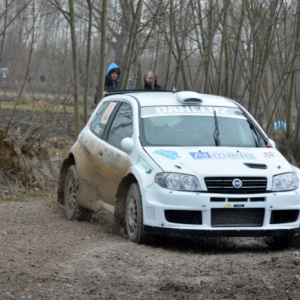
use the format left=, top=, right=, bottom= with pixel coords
left=101, top=102, right=116, bottom=124
left=189, top=151, right=256, bottom=160
left=263, top=151, right=276, bottom=159
left=234, top=204, right=244, bottom=208
left=136, top=155, right=153, bottom=174
left=225, top=203, right=232, bottom=208
left=235, top=111, right=243, bottom=116
left=154, top=106, right=229, bottom=114
left=153, top=149, right=181, bottom=160
left=106, top=151, right=121, bottom=168
left=141, top=106, right=244, bottom=118
left=94, top=126, right=101, bottom=134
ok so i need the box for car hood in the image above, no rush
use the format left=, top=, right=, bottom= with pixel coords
left=144, top=146, right=293, bottom=177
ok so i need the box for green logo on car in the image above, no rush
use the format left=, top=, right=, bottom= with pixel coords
left=136, top=155, right=153, bottom=174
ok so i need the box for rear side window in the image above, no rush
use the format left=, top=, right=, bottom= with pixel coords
left=90, top=102, right=116, bottom=138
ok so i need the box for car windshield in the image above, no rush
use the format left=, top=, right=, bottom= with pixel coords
left=141, top=115, right=262, bottom=147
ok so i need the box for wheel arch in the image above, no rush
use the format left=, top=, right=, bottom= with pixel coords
left=114, top=173, right=137, bottom=226
left=57, top=154, right=76, bottom=204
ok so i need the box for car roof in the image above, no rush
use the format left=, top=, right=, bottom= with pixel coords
left=104, top=90, right=238, bottom=108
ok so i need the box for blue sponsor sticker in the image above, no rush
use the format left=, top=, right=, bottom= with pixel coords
left=153, top=149, right=181, bottom=160
left=189, top=151, right=256, bottom=160
left=234, top=204, right=244, bottom=208
left=106, top=151, right=121, bottom=168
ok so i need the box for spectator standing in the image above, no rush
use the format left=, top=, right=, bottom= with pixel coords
left=94, top=62, right=120, bottom=104
left=144, top=71, right=161, bottom=90
left=104, top=62, right=120, bottom=91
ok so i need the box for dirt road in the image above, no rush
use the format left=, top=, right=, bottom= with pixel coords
left=0, top=195, right=300, bottom=300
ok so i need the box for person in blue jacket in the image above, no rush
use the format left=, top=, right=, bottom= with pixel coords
left=104, top=62, right=120, bottom=91
left=94, top=62, right=120, bottom=104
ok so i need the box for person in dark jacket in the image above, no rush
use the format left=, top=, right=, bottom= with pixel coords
left=94, top=62, right=120, bottom=104
left=144, top=71, right=161, bottom=90
left=104, top=62, right=120, bottom=91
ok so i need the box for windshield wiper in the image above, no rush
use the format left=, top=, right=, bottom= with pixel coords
left=214, top=110, right=221, bottom=146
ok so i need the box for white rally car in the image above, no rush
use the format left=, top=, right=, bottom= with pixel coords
left=58, top=90, right=300, bottom=247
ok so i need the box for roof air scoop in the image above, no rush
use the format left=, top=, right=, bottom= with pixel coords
left=176, top=91, right=203, bottom=104
left=182, top=98, right=202, bottom=103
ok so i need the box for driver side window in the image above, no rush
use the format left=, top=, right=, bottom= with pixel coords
left=107, top=103, right=133, bottom=149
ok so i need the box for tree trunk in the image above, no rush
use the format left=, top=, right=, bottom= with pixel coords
left=68, top=0, right=81, bottom=136
left=83, top=0, right=93, bottom=123
left=119, top=0, right=143, bottom=89
left=96, top=0, right=107, bottom=103
left=286, top=2, right=300, bottom=139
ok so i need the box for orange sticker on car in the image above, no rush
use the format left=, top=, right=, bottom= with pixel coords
left=101, top=102, right=116, bottom=124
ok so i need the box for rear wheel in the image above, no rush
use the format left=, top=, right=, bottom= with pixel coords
left=64, top=165, right=80, bottom=220
left=125, top=183, right=145, bottom=243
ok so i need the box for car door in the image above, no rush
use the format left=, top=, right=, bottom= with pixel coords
left=95, top=101, right=133, bottom=205
left=80, top=101, right=118, bottom=205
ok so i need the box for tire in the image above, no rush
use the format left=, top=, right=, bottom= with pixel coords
left=64, top=165, right=80, bottom=220
left=125, top=183, right=145, bottom=244
left=271, top=236, right=300, bottom=249
left=288, top=236, right=300, bottom=248
left=271, top=237, right=290, bottom=250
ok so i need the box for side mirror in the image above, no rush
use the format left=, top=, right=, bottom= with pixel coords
left=121, top=137, right=134, bottom=154
left=268, top=139, right=276, bottom=149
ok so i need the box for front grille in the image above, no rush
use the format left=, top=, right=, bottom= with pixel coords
left=205, top=177, right=267, bottom=194
left=165, top=210, right=202, bottom=225
left=211, top=197, right=226, bottom=202
left=270, top=210, right=299, bottom=224
left=228, top=198, right=247, bottom=202
left=211, top=208, right=264, bottom=227
left=250, top=197, right=265, bottom=202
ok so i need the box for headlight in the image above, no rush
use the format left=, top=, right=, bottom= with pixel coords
left=272, top=172, right=299, bottom=191
left=155, top=173, right=201, bottom=191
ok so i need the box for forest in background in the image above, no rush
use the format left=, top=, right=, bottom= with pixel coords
left=1, top=0, right=300, bottom=182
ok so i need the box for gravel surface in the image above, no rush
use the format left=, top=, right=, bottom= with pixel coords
left=0, top=195, right=300, bottom=300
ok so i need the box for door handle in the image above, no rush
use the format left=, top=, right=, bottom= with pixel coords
left=98, top=149, right=103, bottom=157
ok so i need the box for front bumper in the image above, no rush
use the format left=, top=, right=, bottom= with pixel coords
left=141, top=185, right=300, bottom=237
left=144, top=226, right=300, bottom=238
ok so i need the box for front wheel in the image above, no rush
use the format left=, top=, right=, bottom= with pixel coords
left=271, top=236, right=300, bottom=249
left=289, top=236, right=300, bottom=248
left=125, top=183, right=145, bottom=244
left=271, top=236, right=289, bottom=249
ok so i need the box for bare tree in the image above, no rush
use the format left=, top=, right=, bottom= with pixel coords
left=82, top=0, right=93, bottom=123
left=47, top=0, right=81, bottom=136
left=96, top=0, right=107, bottom=103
